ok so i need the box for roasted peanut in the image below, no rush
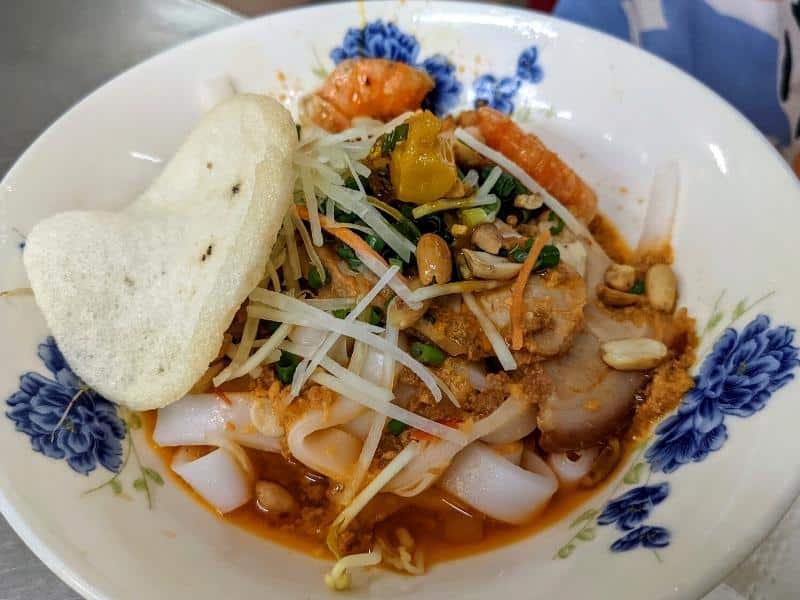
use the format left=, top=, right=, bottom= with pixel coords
left=600, top=338, right=668, bottom=371
left=513, top=193, right=544, bottom=210
left=471, top=223, right=503, bottom=254
left=646, top=264, right=677, bottom=312
left=416, top=233, right=452, bottom=285
left=255, top=481, right=297, bottom=514
left=604, top=264, right=636, bottom=292
left=598, top=285, right=641, bottom=307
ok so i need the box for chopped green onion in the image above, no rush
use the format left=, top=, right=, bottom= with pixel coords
left=382, top=122, right=410, bottom=156
left=412, top=195, right=497, bottom=220
left=549, top=212, right=565, bottom=235
left=336, top=244, right=362, bottom=270
left=262, top=320, right=280, bottom=335
left=629, top=280, right=645, bottom=295
left=368, top=306, right=384, bottom=326
left=344, top=177, right=360, bottom=191
left=534, top=245, right=561, bottom=270
left=367, top=197, right=405, bottom=222
left=387, top=419, right=408, bottom=436
left=366, top=234, right=385, bottom=253
left=509, top=238, right=534, bottom=263
left=307, top=266, right=325, bottom=290
left=388, top=257, right=404, bottom=270
left=410, top=341, right=445, bottom=366
left=276, top=351, right=302, bottom=384
left=332, top=309, right=350, bottom=319
left=394, top=218, right=421, bottom=244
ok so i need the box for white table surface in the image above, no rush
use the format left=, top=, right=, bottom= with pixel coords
left=1, top=1, right=797, bottom=598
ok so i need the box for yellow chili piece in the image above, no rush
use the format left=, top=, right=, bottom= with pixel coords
left=390, top=111, right=457, bottom=204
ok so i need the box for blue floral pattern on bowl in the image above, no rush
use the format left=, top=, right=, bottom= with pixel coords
left=6, top=337, right=125, bottom=475
left=597, top=483, right=669, bottom=531
left=330, top=20, right=462, bottom=115
left=473, top=45, right=544, bottom=114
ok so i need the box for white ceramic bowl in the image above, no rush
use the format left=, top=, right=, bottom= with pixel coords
left=1, top=2, right=799, bottom=598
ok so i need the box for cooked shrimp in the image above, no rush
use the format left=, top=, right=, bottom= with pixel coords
left=302, top=58, right=434, bottom=132
left=459, top=107, right=598, bottom=224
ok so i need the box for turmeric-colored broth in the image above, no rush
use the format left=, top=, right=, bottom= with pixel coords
left=144, top=218, right=696, bottom=568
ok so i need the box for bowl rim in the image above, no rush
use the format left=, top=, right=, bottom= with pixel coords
left=1, top=2, right=799, bottom=599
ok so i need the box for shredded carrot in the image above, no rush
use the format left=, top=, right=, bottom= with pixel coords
left=295, top=205, right=412, bottom=285
left=510, top=230, right=551, bottom=350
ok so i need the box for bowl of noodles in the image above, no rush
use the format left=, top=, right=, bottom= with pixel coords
left=1, top=2, right=799, bottom=599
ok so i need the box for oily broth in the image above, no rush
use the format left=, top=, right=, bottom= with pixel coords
left=143, top=217, right=696, bottom=568
left=143, top=413, right=631, bottom=567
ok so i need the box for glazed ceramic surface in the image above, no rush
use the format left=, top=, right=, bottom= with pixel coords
left=1, top=2, right=798, bottom=599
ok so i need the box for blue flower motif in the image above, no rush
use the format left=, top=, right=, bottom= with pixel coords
left=5, top=337, right=126, bottom=475
left=610, top=526, right=671, bottom=552
left=420, top=54, right=462, bottom=116
left=331, top=20, right=420, bottom=64
left=597, top=483, right=670, bottom=531
left=516, top=46, right=544, bottom=83
left=647, top=315, right=799, bottom=474
left=473, top=74, right=522, bottom=114
left=329, top=20, right=461, bottom=116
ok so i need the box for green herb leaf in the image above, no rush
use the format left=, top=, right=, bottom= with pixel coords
left=549, top=212, right=565, bottom=235
left=381, top=122, right=409, bottom=155
left=110, top=479, right=122, bottom=494
left=533, top=244, right=560, bottom=270
left=577, top=527, right=596, bottom=541
left=623, top=462, right=645, bottom=484
left=366, top=234, right=385, bottom=253
left=508, top=238, right=534, bottom=263
left=307, top=266, right=325, bottom=291
left=387, top=419, right=408, bottom=436
left=410, top=342, right=445, bottom=367
left=706, top=311, right=724, bottom=331
left=276, top=351, right=302, bottom=384
left=143, top=467, right=164, bottom=486
left=557, top=544, right=575, bottom=559
left=368, top=306, right=384, bottom=326
left=133, top=478, right=147, bottom=492
left=332, top=309, right=350, bottom=320
left=128, top=412, right=142, bottom=430
left=388, top=257, right=404, bottom=270
left=628, top=280, right=645, bottom=295
left=569, top=508, right=599, bottom=528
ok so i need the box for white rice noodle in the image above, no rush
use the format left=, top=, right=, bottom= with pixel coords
left=172, top=447, right=252, bottom=514
left=213, top=316, right=259, bottom=387
left=386, top=439, right=461, bottom=497
left=489, top=440, right=524, bottom=465
left=477, top=399, right=538, bottom=445
left=291, top=208, right=325, bottom=282
left=248, top=291, right=441, bottom=402
left=636, top=161, right=682, bottom=255
left=341, top=411, right=374, bottom=440
left=346, top=325, right=398, bottom=501
left=439, top=444, right=558, bottom=524
left=286, top=397, right=365, bottom=482
left=462, top=292, right=516, bottom=371
left=454, top=127, right=589, bottom=239
left=328, top=442, right=420, bottom=555
left=288, top=324, right=328, bottom=347
left=304, top=297, right=357, bottom=311
left=311, top=371, right=466, bottom=446
left=153, top=393, right=282, bottom=452
left=548, top=447, right=600, bottom=488
left=291, top=266, right=398, bottom=397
